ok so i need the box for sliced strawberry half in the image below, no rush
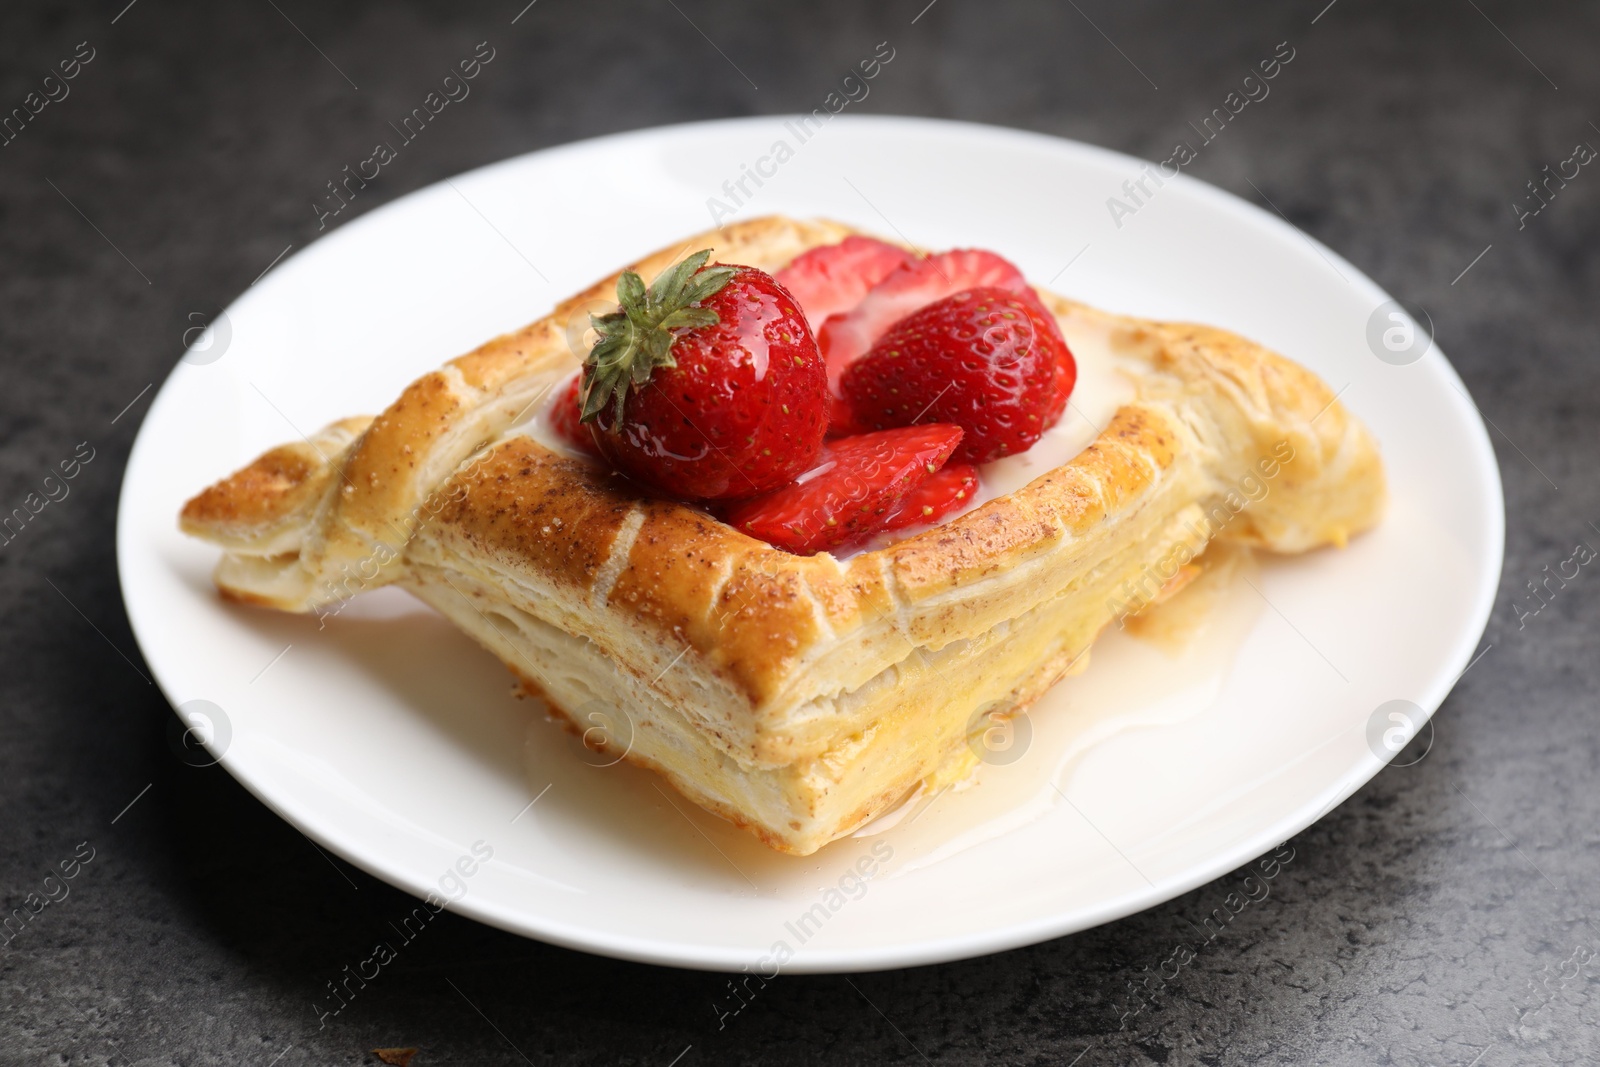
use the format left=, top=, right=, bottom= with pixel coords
left=818, top=249, right=1029, bottom=393
left=724, top=424, right=964, bottom=555
left=548, top=373, right=598, bottom=456
left=883, top=463, right=980, bottom=531
left=773, top=236, right=916, bottom=331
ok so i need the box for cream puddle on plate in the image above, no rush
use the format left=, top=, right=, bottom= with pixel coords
left=518, top=541, right=1263, bottom=889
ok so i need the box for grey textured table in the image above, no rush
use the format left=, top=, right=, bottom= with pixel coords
left=2, top=1, right=1595, bottom=1064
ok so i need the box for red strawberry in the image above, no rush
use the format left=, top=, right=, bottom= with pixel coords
left=841, top=286, right=1070, bottom=464
left=547, top=374, right=598, bottom=456
left=773, top=236, right=915, bottom=331
left=581, top=251, right=828, bottom=502
left=883, top=463, right=980, bottom=531
left=724, top=424, right=964, bottom=554
left=826, top=393, right=863, bottom=438
left=818, top=249, right=1028, bottom=392
left=1045, top=340, right=1077, bottom=429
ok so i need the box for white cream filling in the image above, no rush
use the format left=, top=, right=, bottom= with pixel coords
left=972, top=316, right=1135, bottom=504
left=513, top=315, right=1138, bottom=552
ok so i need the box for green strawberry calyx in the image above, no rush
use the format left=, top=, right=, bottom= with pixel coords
left=579, top=249, right=737, bottom=425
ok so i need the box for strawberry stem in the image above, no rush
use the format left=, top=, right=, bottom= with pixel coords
left=579, top=249, right=737, bottom=425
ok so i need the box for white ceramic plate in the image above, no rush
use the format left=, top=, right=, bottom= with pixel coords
left=118, top=116, right=1502, bottom=972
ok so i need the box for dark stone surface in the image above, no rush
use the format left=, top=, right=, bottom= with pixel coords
left=1, top=0, right=1596, bottom=1063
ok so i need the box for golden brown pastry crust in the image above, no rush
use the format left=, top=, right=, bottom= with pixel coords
left=179, top=215, right=1386, bottom=854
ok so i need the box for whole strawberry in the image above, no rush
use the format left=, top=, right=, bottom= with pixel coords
left=581, top=250, right=828, bottom=501
left=547, top=374, right=598, bottom=456
left=841, top=286, right=1072, bottom=464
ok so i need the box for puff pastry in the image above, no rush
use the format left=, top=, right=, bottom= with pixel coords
left=180, top=216, right=1385, bottom=855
